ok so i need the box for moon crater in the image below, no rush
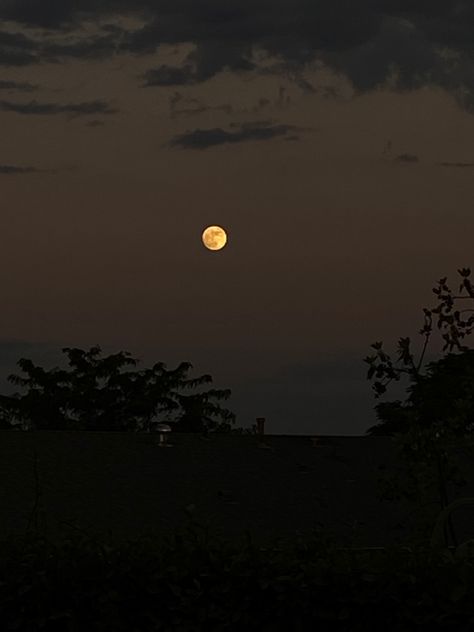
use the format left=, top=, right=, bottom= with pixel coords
left=202, top=225, right=227, bottom=251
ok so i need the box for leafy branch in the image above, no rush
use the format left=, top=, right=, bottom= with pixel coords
left=364, top=267, right=474, bottom=399
left=364, top=267, right=474, bottom=549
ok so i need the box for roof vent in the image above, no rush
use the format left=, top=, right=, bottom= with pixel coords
left=156, top=423, right=173, bottom=447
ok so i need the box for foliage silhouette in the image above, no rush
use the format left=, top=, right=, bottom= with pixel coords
left=368, top=350, right=474, bottom=438
left=0, top=346, right=235, bottom=433
left=365, top=266, right=474, bottom=407
left=3, top=525, right=474, bottom=631
left=364, top=267, right=474, bottom=548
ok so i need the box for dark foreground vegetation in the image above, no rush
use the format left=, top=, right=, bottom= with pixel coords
left=2, top=519, right=474, bottom=632
left=2, top=266, right=474, bottom=629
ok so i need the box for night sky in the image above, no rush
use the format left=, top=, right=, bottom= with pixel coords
left=0, top=1, right=473, bottom=434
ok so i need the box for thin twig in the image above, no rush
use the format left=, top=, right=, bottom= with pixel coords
left=416, top=332, right=432, bottom=374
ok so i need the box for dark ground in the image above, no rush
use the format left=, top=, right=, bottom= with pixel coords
left=1, top=431, right=474, bottom=548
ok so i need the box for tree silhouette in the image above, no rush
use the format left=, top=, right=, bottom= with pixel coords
left=365, top=267, right=474, bottom=436
left=368, top=350, right=474, bottom=438
left=0, top=346, right=235, bottom=433
left=363, top=267, right=474, bottom=547
left=173, top=389, right=235, bottom=433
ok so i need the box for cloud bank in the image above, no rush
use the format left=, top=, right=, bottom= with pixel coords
left=0, top=1, right=472, bottom=109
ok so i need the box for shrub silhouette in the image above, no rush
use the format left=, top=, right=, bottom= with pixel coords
left=364, top=267, right=474, bottom=547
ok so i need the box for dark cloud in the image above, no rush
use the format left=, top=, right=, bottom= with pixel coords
left=144, top=65, right=195, bottom=87
left=44, top=32, right=124, bottom=60
left=0, top=164, right=60, bottom=174
left=437, top=161, right=474, bottom=168
left=394, top=153, right=419, bottom=163
left=168, top=89, right=294, bottom=121
left=170, top=120, right=303, bottom=150
left=321, top=14, right=474, bottom=111
left=142, top=42, right=256, bottom=86
left=0, top=164, right=40, bottom=174
left=0, top=2, right=473, bottom=110
left=321, top=18, right=436, bottom=94
left=168, top=91, right=233, bottom=118
left=319, top=85, right=342, bottom=99
left=0, top=0, right=95, bottom=29
left=0, top=99, right=117, bottom=116
left=0, top=26, right=125, bottom=67
left=0, top=79, right=37, bottom=91
left=168, top=88, right=295, bottom=121
left=0, top=29, right=39, bottom=65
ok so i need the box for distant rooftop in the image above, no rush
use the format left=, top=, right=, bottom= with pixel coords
left=0, top=431, right=473, bottom=548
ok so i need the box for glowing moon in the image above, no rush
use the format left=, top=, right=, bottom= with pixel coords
left=202, top=225, right=228, bottom=251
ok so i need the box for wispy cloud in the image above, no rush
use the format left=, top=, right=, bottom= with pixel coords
left=169, top=92, right=233, bottom=119
left=394, top=153, right=419, bottom=163
left=0, top=79, right=37, bottom=92
left=0, top=99, right=117, bottom=117
left=170, top=120, right=304, bottom=150
left=168, top=87, right=294, bottom=121
left=0, top=164, right=40, bottom=175
left=143, top=65, right=196, bottom=87
left=85, top=119, right=106, bottom=127
left=437, top=161, right=474, bottom=168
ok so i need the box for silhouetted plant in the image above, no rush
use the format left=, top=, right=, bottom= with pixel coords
left=0, top=346, right=235, bottom=433
left=364, top=267, right=474, bottom=547
left=173, top=389, right=235, bottom=433
left=2, top=525, right=474, bottom=631
left=365, top=266, right=474, bottom=404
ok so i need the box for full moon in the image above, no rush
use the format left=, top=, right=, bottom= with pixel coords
left=202, top=225, right=228, bottom=251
